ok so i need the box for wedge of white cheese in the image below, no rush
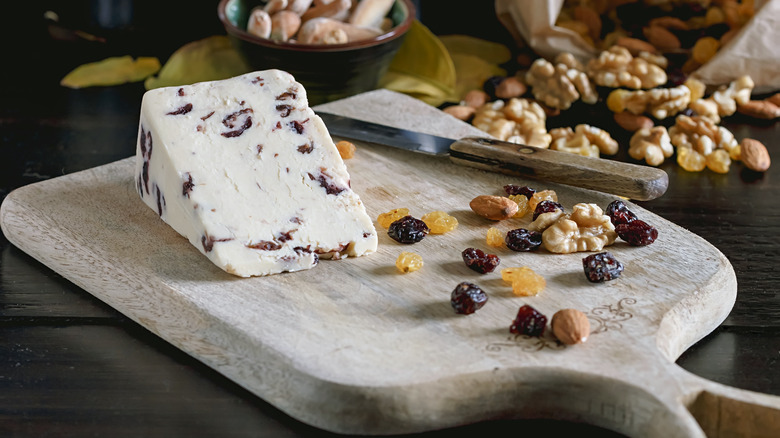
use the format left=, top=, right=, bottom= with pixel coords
left=134, top=69, right=377, bottom=277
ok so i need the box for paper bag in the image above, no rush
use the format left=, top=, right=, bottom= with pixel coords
left=494, top=0, right=780, bottom=93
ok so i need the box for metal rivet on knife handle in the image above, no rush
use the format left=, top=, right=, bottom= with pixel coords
left=449, top=137, right=669, bottom=201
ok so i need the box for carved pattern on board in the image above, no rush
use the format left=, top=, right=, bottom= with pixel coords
left=485, top=297, right=637, bottom=353
left=588, top=297, right=637, bottom=335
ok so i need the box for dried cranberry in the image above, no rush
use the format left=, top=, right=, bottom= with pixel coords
left=605, top=199, right=638, bottom=226
left=167, top=103, right=193, bottom=116
left=583, top=252, right=624, bottom=282
left=532, top=200, right=564, bottom=220
left=503, top=184, right=536, bottom=198
left=510, top=304, right=547, bottom=336
left=387, top=216, right=429, bottom=244
left=462, top=248, right=500, bottom=274
left=616, top=219, right=658, bottom=246
left=505, top=228, right=542, bottom=251
left=307, top=171, right=346, bottom=195
left=666, top=68, right=688, bottom=87
left=450, top=282, right=488, bottom=314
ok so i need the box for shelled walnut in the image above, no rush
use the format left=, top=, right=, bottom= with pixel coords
left=542, top=203, right=617, bottom=254
left=524, top=53, right=597, bottom=110
left=528, top=208, right=565, bottom=232
left=586, top=46, right=667, bottom=89
left=688, top=75, right=754, bottom=122
left=550, top=124, right=620, bottom=158
left=472, top=99, right=552, bottom=148
left=710, top=75, right=755, bottom=117
left=607, top=85, right=691, bottom=120
left=669, top=114, right=739, bottom=157
left=669, top=114, right=739, bottom=172
left=578, top=124, right=619, bottom=155
left=550, top=127, right=600, bottom=158
left=629, top=126, right=673, bottom=166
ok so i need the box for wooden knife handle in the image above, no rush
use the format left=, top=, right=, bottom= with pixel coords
left=449, top=136, right=669, bottom=201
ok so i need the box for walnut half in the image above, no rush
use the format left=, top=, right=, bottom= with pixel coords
left=525, top=53, right=598, bottom=110
left=549, top=124, right=619, bottom=158
left=542, top=203, right=617, bottom=254
left=586, top=46, right=667, bottom=90
left=629, top=126, right=673, bottom=166
left=472, top=98, right=552, bottom=148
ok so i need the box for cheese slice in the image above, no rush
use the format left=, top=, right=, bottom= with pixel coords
left=134, top=69, right=378, bottom=277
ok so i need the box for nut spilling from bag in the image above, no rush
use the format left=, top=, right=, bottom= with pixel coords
left=555, top=0, right=760, bottom=74
left=455, top=1, right=773, bottom=174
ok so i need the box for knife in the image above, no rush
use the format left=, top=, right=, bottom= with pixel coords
left=316, top=111, right=668, bottom=201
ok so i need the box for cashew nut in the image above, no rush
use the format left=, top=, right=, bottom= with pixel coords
left=271, top=10, right=302, bottom=42
left=298, top=17, right=382, bottom=44
left=349, top=0, right=395, bottom=28
left=247, top=8, right=272, bottom=39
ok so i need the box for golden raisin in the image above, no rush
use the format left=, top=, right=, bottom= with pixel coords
left=501, top=267, right=522, bottom=282
left=508, top=194, right=531, bottom=218
left=335, top=140, right=356, bottom=159
left=527, top=190, right=558, bottom=213
left=705, top=149, right=731, bottom=173
left=684, top=78, right=706, bottom=102
left=729, top=143, right=741, bottom=161
left=677, top=147, right=707, bottom=172
left=486, top=227, right=505, bottom=247
left=692, top=37, right=720, bottom=65
left=377, top=208, right=410, bottom=228
left=501, top=267, right=546, bottom=297
left=421, top=211, right=458, bottom=234
left=705, top=6, right=726, bottom=26
left=606, top=89, right=629, bottom=113
left=395, top=252, right=423, bottom=273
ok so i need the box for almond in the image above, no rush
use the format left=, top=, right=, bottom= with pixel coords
left=469, top=195, right=518, bottom=221
left=740, top=138, right=771, bottom=172
left=615, top=36, right=658, bottom=55
left=737, top=100, right=780, bottom=120
left=443, top=105, right=475, bottom=121
left=643, top=25, right=681, bottom=52
left=648, top=16, right=689, bottom=30
left=495, top=77, right=527, bottom=99
left=551, top=308, right=590, bottom=345
left=463, top=90, right=489, bottom=108
left=614, top=111, right=654, bottom=131
left=574, top=5, right=602, bottom=42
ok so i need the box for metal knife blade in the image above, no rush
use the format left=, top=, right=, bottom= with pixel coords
left=316, top=111, right=668, bottom=201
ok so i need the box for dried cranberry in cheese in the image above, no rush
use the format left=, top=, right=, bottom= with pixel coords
left=134, top=69, right=377, bottom=277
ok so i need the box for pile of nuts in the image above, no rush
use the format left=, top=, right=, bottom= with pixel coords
left=439, top=0, right=775, bottom=175
left=245, top=0, right=397, bottom=44
left=555, top=0, right=758, bottom=73
left=373, top=180, right=660, bottom=347
left=443, top=21, right=774, bottom=174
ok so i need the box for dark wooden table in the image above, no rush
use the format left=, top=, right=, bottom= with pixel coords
left=1, top=2, right=778, bottom=437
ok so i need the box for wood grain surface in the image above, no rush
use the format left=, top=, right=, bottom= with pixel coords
left=2, top=90, right=779, bottom=437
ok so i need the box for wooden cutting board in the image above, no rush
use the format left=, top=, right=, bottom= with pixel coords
left=2, top=90, right=779, bottom=437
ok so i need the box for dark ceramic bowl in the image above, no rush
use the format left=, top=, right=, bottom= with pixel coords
left=218, top=0, right=415, bottom=105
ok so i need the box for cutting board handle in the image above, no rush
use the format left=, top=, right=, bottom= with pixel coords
left=670, top=363, right=780, bottom=437
left=449, top=137, right=669, bottom=201
left=528, top=359, right=780, bottom=436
